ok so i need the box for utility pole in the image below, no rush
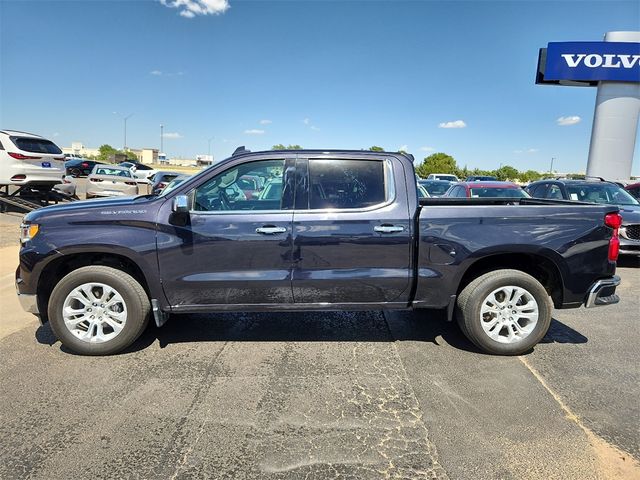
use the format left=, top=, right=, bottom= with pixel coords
left=160, top=124, right=164, bottom=154
left=550, top=157, right=555, bottom=175
left=113, top=112, right=133, bottom=151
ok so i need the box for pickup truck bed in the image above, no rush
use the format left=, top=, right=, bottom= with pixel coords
left=15, top=149, right=621, bottom=356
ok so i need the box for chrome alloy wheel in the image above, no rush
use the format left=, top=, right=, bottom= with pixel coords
left=480, top=286, right=539, bottom=344
left=62, top=283, right=128, bottom=343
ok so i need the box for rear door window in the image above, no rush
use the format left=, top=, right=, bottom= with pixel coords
left=308, top=159, right=386, bottom=209
left=527, top=183, right=548, bottom=198
left=11, top=136, right=62, bottom=154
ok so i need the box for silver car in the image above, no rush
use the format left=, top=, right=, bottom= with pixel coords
left=86, top=165, right=139, bottom=199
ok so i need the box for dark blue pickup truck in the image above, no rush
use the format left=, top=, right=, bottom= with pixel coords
left=15, top=149, right=622, bottom=356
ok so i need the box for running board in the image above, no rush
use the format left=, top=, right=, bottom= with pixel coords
left=151, top=299, right=170, bottom=327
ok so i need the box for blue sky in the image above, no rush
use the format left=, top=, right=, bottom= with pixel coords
left=1, top=0, right=638, bottom=174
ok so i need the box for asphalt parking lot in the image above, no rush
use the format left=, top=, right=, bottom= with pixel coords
left=0, top=217, right=638, bottom=479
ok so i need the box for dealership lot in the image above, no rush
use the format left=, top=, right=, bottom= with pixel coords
left=0, top=219, right=638, bottom=479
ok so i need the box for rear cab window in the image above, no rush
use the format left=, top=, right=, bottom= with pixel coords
left=307, top=159, right=387, bottom=210
left=11, top=136, right=62, bottom=154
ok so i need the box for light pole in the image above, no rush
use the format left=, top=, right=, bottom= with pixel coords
left=113, top=112, right=133, bottom=150
left=550, top=157, right=555, bottom=175
left=160, top=124, right=164, bottom=154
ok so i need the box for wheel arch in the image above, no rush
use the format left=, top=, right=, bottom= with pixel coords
left=455, top=250, right=566, bottom=308
left=36, top=247, right=160, bottom=322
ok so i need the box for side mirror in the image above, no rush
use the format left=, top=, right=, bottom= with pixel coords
left=172, top=195, right=189, bottom=213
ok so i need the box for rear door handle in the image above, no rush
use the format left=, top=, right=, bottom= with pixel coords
left=256, top=226, right=287, bottom=235
left=374, top=225, right=404, bottom=233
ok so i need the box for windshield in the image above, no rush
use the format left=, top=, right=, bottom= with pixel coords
left=565, top=183, right=640, bottom=206
left=469, top=187, right=529, bottom=198
left=420, top=181, right=451, bottom=196
left=11, top=136, right=62, bottom=154
left=160, top=177, right=187, bottom=196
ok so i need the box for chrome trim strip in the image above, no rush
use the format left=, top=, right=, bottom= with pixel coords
left=585, top=275, right=621, bottom=308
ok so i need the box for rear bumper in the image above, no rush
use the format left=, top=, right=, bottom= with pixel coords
left=584, top=276, right=621, bottom=308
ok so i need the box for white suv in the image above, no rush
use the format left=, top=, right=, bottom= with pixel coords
left=0, top=130, right=65, bottom=189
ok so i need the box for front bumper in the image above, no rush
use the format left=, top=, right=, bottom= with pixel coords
left=15, top=268, right=39, bottom=314
left=585, top=276, right=621, bottom=308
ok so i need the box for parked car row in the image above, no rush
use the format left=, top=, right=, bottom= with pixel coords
left=416, top=174, right=640, bottom=256
left=525, top=178, right=640, bottom=255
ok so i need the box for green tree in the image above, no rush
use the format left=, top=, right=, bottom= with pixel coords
left=272, top=144, right=302, bottom=150
left=96, top=144, right=121, bottom=163
left=520, top=170, right=543, bottom=183
left=125, top=150, right=138, bottom=161
left=495, top=165, right=519, bottom=181
left=415, top=152, right=458, bottom=178
left=369, top=146, right=384, bottom=152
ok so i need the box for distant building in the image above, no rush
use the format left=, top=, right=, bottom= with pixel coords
left=62, top=142, right=100, bottom=158
left=196, top=154, right=214, bottom=167
left=129, top=148, right=158, bottom=165
left=168, top=157, right=198, bottom=167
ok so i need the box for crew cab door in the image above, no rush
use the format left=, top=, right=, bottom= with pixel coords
left=157, top=157, right=295, bottom=308
left=291, top=156, right=413, bottom=305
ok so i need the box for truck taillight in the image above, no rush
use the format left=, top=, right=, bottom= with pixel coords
left=8, top=152, right=42, bottom=160
left=605, top=213, right=622, bottom=262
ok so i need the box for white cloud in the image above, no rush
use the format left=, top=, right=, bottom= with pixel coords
left=310, top=125, right=320, bottom=131
left=399, top=144, right=408, bottom=152
left=159, top=0, right=230, bottom=18
left=150, top=70, right=185, bottom=77
left=303, top=118, right=310, bottom=125
left=52, top=132, right=60, bottom=137
left=259, top=119, right=272, bottom=125
left=438, top=120, right=467, bottom=129
left=420, top=146, right=435, bottom=152
left=557, top=116, right=581, bottom=126
left=244, top=129, right=265, bottom=135
left=514, top=148, right=539, bottom=154
left=162, top=132, right=183, bottom=139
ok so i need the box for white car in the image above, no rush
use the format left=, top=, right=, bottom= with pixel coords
left=86, top=165, right=139, bottom=199
left=0, top=130, right=65, bottom=190
left=426, top=173, right=459, bottom=182
left=119, top=161, right=157, bottom=180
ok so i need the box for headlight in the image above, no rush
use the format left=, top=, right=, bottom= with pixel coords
left=20, top=223, right=39, bottom=244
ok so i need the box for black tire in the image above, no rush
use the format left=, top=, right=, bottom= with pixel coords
left=48, top=266, right=150, bottom=355
left=70, top=168, right=82, bottom=177
left=456, top=269, right=552, bottom=355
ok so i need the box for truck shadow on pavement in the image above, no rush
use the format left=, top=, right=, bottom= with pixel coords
left=34, top=310, right=587, bottom=355
left=617, top=256, right=640, bottom=268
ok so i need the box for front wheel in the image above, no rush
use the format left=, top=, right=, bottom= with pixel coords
left=456, top=269, right=552, bottom=355
left=48, top=266, right=150, bottom=355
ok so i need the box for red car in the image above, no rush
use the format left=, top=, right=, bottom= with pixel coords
left=445, top=181, right=530, bottom=198
left=625, top=182, right=640, bottom=200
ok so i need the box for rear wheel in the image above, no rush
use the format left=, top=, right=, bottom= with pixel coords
left=456, top=269, right=552, bottom=355
left=48, top=266, right=150, bottom=355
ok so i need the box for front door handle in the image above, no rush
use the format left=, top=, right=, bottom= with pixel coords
left=374, top=225, right=404, bottom=233
left=256, top=225, right=287, bottom=235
